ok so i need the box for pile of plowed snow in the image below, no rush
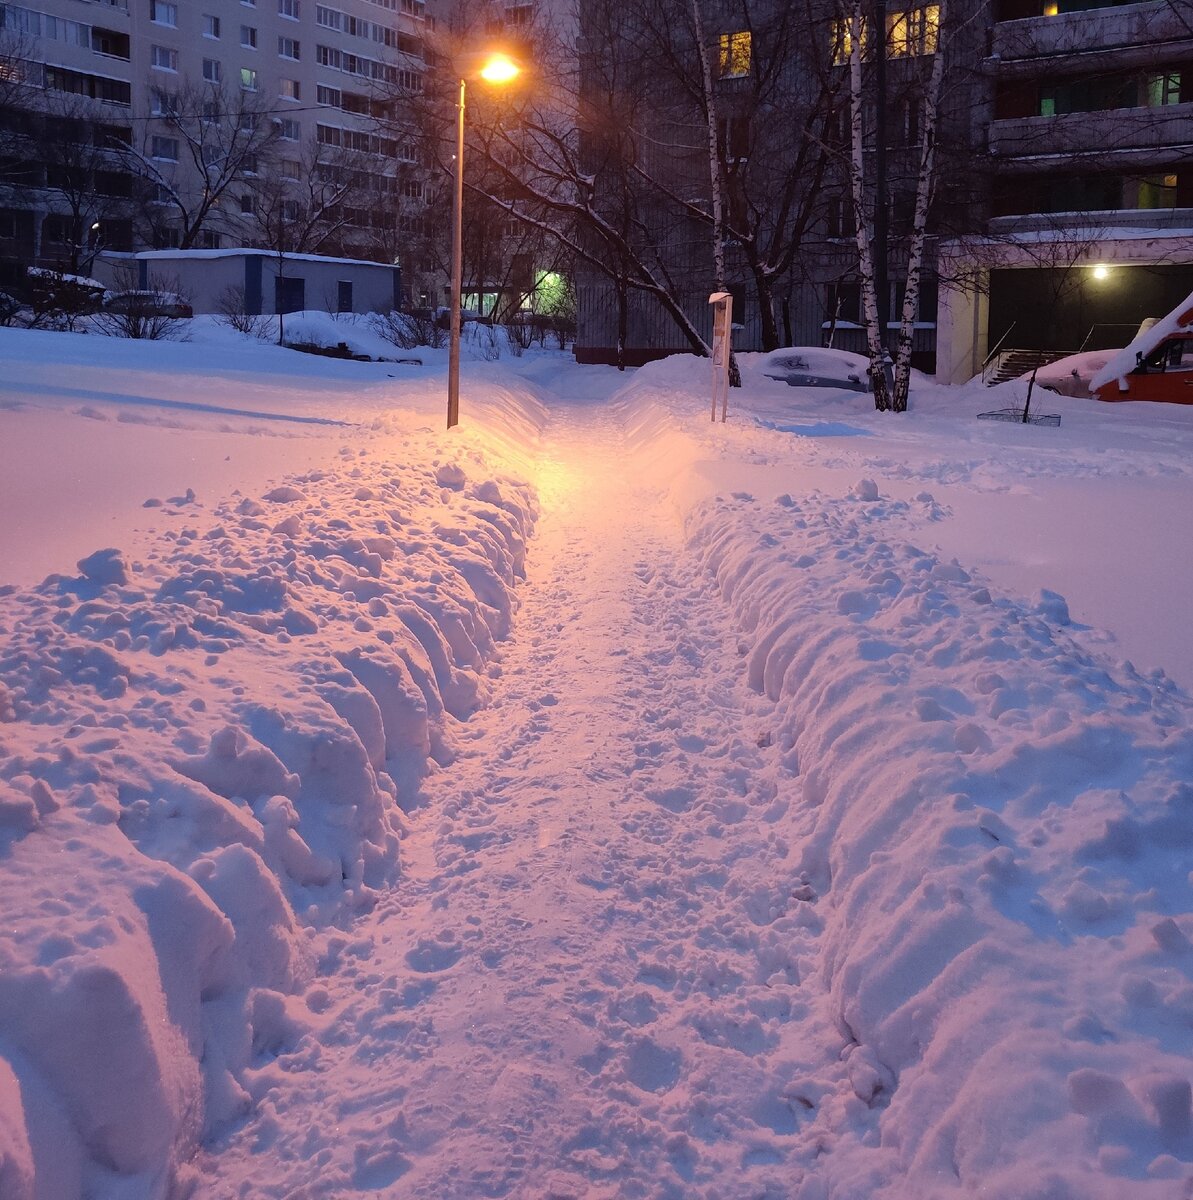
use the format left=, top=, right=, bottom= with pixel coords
left=0, top=350, right=540, bottom=1197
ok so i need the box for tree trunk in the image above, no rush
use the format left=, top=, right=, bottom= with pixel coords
left=891, top=0, right=947, bottom=413
left=690, top=0, right=741, bottom=387
left=616, top=276, right=628, bottom=370
left=847, top=0, right=892, bottom=411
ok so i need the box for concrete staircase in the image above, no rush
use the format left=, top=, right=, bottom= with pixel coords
left=984, top=348, right=1078, bottom=386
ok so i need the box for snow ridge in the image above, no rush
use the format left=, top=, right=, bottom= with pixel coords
left=688, top=484, right=1193, bottom=1197
left=0, top=445, right=536, bottom=1198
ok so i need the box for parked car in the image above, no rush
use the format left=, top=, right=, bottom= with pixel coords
left=760, top=347, right=871, bottom=392
left=1091, top=292, right=1193, bottom=404
left=103, top=290, right=194, bottom=319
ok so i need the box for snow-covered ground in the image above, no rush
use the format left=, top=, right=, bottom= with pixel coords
left=1, top=324, right=1192, bottom=1199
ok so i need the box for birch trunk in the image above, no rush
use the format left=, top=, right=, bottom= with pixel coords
left=690, top=0, right=741, bottom=386
left=847, top=0, right=891, bottom=411
left=891, top=0, right=947, bottom=412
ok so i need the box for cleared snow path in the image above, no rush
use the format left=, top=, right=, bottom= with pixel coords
left=196, top=396, right=839, bottom=1199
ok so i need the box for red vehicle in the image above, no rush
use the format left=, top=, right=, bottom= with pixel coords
left=1092, top=294, right=1193, bottom=404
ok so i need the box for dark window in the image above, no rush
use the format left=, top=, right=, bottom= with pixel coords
left=275, top=275, right=305, bottom=313
left=337, top=280, right=352, bottom=312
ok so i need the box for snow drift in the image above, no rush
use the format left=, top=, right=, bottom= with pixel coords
left=0, top=433, right=537, bottom=1196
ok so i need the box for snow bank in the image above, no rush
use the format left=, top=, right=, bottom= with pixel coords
left=0, top=419, right=537, bottom=1195
left=686, top=485, right=1193, bottom=1198
left=605, top=356, right=1193, bottom=1197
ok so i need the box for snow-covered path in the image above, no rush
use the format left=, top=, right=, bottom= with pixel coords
left=196, top=398, right=838, bottom=1198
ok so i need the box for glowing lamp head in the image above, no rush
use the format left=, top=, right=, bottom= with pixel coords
left=1092, top=264, right=1110, bottom=281
left=479, top=53, right=520, bottom=84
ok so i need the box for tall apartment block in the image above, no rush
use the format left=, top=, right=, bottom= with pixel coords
left=0, top=0, right=438, bottom=292
left=572, top=0, right=1193, bottom=380
left=939, top=0, right=1193, bottom=381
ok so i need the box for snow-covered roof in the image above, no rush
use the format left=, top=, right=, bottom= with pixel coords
left=136, top=248, right=397, bottom=269
left=1089, top=289, right=1193, bottom=392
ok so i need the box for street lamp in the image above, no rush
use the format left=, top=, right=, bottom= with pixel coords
left=447, top=50, right=521, bottom=429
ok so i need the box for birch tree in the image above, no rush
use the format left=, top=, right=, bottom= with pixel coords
left=845, top=0, right=893, bottom=409
left=889, top=0, right=947, bottom=412
left=688, top=0, right=740, bottom=385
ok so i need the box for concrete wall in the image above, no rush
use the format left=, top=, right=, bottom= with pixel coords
left=95, top=250, right=400, bottom=314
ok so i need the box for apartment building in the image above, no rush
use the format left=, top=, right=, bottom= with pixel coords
left=573, top=0, right=1193, bottom=379
left=938, top=0, right=1193, bottom=381
left=0, top=0, right=438, bottom=295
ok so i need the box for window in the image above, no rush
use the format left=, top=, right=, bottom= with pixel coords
left=317, top=44, right=341, bottom=67
left=336, top=280, right=352, bottom=312
left=316, top=123, right=340, bottom=145
left=240, top=24, right=257, bottom=46
left=151, top=44, right=178, bottom=70
left=278, top=117, right=300, bottom=138
left=150, top=0, right=177, bottom=25
left=151, top=134, right=179, bottom=160
left=316, top=3, right=340, bottom=26
left=1147, top=72, right=1182, bottom=108
left=239, top=111, right=256, bottom=131
left=278, top=0, right=299, bottom=17
left=151, top=86, right=177, bottom=114
left=316, top=83, right=340, bottom=105
left=281, top=157, right=300, bottom=178
left=203, top=14, right=220, bottom=37
left=279, top=77, right=300, bottom=99
left=198, top=230, right=222, bottom=249
left=1138, top=173, right=1179, bottom=209
left=278, top=35, right=299, bottom=58
left=92, top=27, right=131, bottom=57
left=241, top=154, right=258, bottom=173
left=887, top=5, right=939, bottom=57
left=717, top=30, right=750, bottom=78
left=239, top=193, right=254, bottom=213
left=717, top=114, right=749, bottom=161
left=240, top=66, right=258, bottom=89
left=203, top=58, right=221, bottom=82
left=202, top=99, right=221, bottom=121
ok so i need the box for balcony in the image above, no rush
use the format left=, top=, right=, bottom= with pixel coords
left=991, top=1, right=1192, bottom=72
left=990, top=103, right=1193, bottom=160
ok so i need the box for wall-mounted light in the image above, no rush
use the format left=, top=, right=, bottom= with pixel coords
left=1091, top=264, right=1111, bottom=281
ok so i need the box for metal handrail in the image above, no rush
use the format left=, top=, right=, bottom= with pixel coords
left=983, top=321, right=1017, bottom=370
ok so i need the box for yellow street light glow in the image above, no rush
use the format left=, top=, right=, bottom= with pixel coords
left=479, top=53, right=520, bottom=84
left=1092, top=264, right=1110, bottom=281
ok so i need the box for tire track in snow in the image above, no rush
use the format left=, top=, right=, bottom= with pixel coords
left=196, top=400, right=846, bottom=1200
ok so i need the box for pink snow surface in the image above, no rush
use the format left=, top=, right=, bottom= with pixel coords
left=1, top=328, right=1192, bottom=1199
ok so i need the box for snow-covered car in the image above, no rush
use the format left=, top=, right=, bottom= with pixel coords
left=760, top=347, right=870, bottom=392
left=102, top=290, right=194, bottom=319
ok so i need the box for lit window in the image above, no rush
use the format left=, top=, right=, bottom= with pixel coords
left=240, top=66, right=258, bottom=89
left=718, top=30, right=750, bottom=79
left=887, top=5, right=939, bottom=57
left=831, top=15, right=867, bottom=65
left=1148, top=72, right=1181, bottom=107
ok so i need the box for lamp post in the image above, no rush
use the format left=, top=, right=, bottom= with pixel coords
left=447, top=51, right=520, bottom=430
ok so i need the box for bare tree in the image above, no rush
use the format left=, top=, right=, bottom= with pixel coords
left=122, top=84, right=279, bottom=249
